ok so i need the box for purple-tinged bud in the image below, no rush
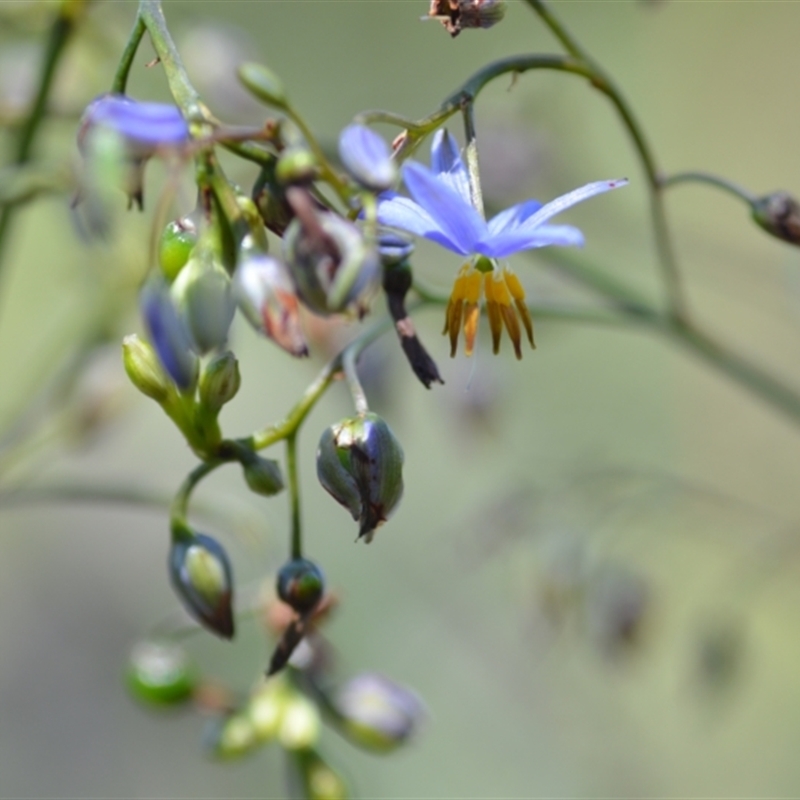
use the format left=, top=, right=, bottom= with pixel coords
left=316, top=413, right=404, bottom=542
left=78, top=94, right=189, bottom=159
left=751, top=192, right=800, bottom=246
left=338, top=125, right=397, bottom=192
left=171, top=255, right=235, bottom=354
left=333, top=673, right=424, bottom=752
left=378, top=231, right=414, bottom=267
left=426, top=0, right=506, bottom=36
left=283, top=208, right=380, bottom=318
left=234, top=249, right=309, bottom=357
left=198, top=351, right=240, bottom=413
left=277, top=558, right=325, bottom=614
left=126, top=641, right=196, bottom=707
left=139, top=279, right=198, bottom=391
left=159, top=218, right=198, bottom=282
left=169, top=533, right=235, bottom=639
left=204, top=712, right=259, bottom=759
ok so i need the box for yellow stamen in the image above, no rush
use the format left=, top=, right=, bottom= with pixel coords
left=503, top=269, right=535, bottom=349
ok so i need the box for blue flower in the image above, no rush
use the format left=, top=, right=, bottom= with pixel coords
left=376, top=129, right=626, bottom=357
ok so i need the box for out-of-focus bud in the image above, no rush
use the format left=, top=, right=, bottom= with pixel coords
left=276, top=146, right=318, bottom=186
left=278, top=693, right=321, bottom=750
left=139, top=279, right=198, bottom=391
left=169, top=533, right=235, bottom=639
left=338, top=124, right=397, bottom=192
left=122, top=334, right=172, bottom=403
left=426, top=0, right=506, bottom=36
left=248, top=677, right=291, bottom=741
left=316, top=413, right=404, bottom=542
left=378, top=231, right=414, bottom=267
left=277, top=558, right=325, bottom=614
left=234, top=246, right=309, bottom=357
left=198, top=351, right=240, bottom=413
left=159, top=218, right=198, bottom=282
left=171, top=254, right=236, bottom=354
left=283, top=208, right=380, bottom=317
left=238, top=62, right=289, bottom=110
left=333, top=673, right=424, bottom=753
left=126, top=641, right=196, bottom=707
left=241, top=453, right=285, bottom=496
left=293, top=750, right=349, bottom=800
left=253, top=158, right=294, bottom=237
left=751, top=192, right=800, bottom=246
left=205, top=711, right=259, bottom=759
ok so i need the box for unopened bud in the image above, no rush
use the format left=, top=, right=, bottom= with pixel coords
left=277, top=558, right=324, bottom=614
left=199, top=351, right=240, bottom=413
left=333, top=672, right=424, bottom=752
left=205, top=712, right=258, bottom=759
left=278, top=693, right=321, bottom=750
left=169, top=533, right=235, bottom=639
left=338, top=124, right=397, bottom=192
left=294, top=750, right=349, bottom=800
left=276, top=146, right=318, bottom=185
left=752, top=191, right=800, bottom=246
left=238, top=62, right=288, bottom=110
left=242, top=453, right=284, bottom=496
left=126, top=641, right=196, bottom=706
left=316, top=413, right=404, bottom=542
left=248, top=677, right=291, bottom=741
left=159, top=218, right=198, bottom=282
left=122, top=334, right=171, bottom=403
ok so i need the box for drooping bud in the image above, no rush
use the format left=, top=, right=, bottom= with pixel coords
left=121, top=334, right=172, bottom=403
left=333, top=672, right=424, bottom=752
left=126, top=641, right=196, bottom=707
left=139, top=279, right=198, bottom=391
left=751, top=191, right=800, bottom=246
left=198, top=351, right=240, bottom=413
left=241, top=452, right=284, bottom=496
left=277, top=558, right=325, bottom=614
left=237, top=62, right=289, bottom=110
left=171, top=253, right=236, bottom=354
left=276, top=146, right=318, bottom=186
left=338, top=124, right=397, bottom=192
left=316, top=413, right=404, bottom=542
left=204, top=711, right=259, bottom=759
left=159, top=218, right=198, bottom=282
left=426, top=0, right=507, bottom=36
left=283, top=204, right=380, bottom=317
left=292, top=749, right=349, bottom=800
left=234, top=247, right=309, bottom=357
left=169, top=533, right=235, bottom=639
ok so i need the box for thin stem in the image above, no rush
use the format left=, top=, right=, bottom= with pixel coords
left=169, top=460, right=223, bottom=541
left=342, top=347, right=369, bottom=415
left=523, top=0, right=686, bottom=322
left=461, top=101, right=485, bottom=218
left=286, top=433, right=302, bottom=560
left=661, top=171, right=758, bottom=206
left=111, top=14, right=146, bottom=94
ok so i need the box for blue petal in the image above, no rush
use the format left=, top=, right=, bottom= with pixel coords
left=430, top=129, right=472, bottom=207
left=376, top=193, right=465, bottom=254
left=339, top=124, right=397, bottom=191
left=487, top=199, right=544, bottom=236
left=514, top=179, right=628, bottom=233
left=88, top=95, right=189, bottom=148
left=402, top=161, right=488, bottom=254
left=477, top=224, right=584, bottom=258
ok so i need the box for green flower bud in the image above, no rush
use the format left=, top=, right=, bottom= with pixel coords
left=293, top=750, right=349, bottom=800
left=198, top=351, right=240, bottom=413
left=126, top=641, right=196, bottom=707
left=275, top=146, right=318, bottom=186
left=242, top=453, right=284, bottom=496
left=316, top=413, right=404, bottom=542
left=278, top=693, right=321, bottom=750
left=205, top=711, right=259, bottom=759
left=277, top=558, right=324, bottom=614
left=121, top=334, right=171, bottom=404
left=333, top=672, right=424, bottom=753
left=248, top=677, right=291, bottom=741
left=238, top=62, right=288, bottom=110
left=159, top=218, right=198, bottom=282
left=751, top=191, right=800, bottom=246
left=283, top=210, right=380, bottom=318
left=169, top=533, right=235, bottom=639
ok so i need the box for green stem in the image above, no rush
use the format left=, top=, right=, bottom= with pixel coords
left=523, top=0, right=686, bottom=322
left=286, top=433, right=302, bottom=560
left=342, top=347, right=369, bottom=415
left=111, top=14, right=146, bottom=94
left=170, top=460, right=222, bottom=542
left=661, top=171, right=758, bottom=206
left=0, top=0, right=84, bottom=274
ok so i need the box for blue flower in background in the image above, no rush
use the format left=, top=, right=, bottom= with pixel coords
left=376, top=129, right=627, bottom=358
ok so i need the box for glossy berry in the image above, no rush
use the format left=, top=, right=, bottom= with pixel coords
left=276, top=558, right=325, bottom=614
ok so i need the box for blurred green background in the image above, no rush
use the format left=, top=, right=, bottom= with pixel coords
left=2, top=0, right=800, bottom=796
